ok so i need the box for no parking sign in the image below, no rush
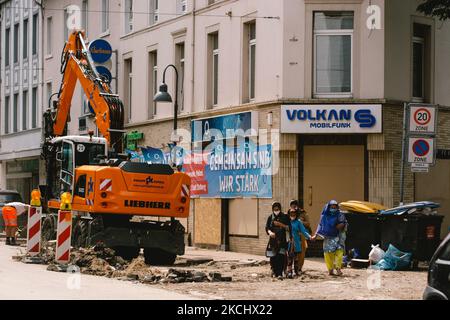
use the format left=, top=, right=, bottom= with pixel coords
left=408, top=137, right=435, bottom=165
left=409, top=104, right=437, bottom=135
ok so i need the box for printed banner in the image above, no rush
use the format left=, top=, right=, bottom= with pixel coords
left=183, top=144, right=272, bottom=198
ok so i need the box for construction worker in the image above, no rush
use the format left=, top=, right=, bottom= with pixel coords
left=2, top=202, right=29, bottom=246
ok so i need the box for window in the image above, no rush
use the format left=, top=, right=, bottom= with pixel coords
left=125, top=0, right=133, bottom=34
left=314, top=11, right=353, bottom=97
left=438, top=240, right=450, bottom=261
left=102, top=0, right=109, bottom=33
left=5, top=28, right=10, bottom=66
left=149, top=0, right=159, bottom=25
left=46, top=17, right=52, bottom=55
left=207, top=32, right=219, bottom=108
left=4, top=96, right=10, bottom=134
left=14, top=24, right=19, bottom=63
left=23, top=19, right=28, bottom=59
left=243, top=21, right=256, bottom=102
left=175, top=43, right=185, bottom=111
left=82, top=0, right=88, bottom=34
left=208, top=0, right=215, bottom=5
left=13, top=94, right=19, bottom=133
left=124, top=58, right=133, bottom=122
left=412, top=37, right=424, bottom=101
left=412, top=23, right=431, bottom=102
left=32, top=87, right=38, bottom=128
left=32, top=14, right=38, bottom=55
left=149, top=51, right=158, bottom=117
left=22, top=91, right=28, bottom=130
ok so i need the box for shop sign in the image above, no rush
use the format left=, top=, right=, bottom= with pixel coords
left=89, top=39, right=113, bottom=63
left=191, top=111, right=259, bottom=143
left=281, top=105, right=382, bottom=134
left=408, top=104, right=437, bottom=135
left=183, top=143, right=272, bottom=199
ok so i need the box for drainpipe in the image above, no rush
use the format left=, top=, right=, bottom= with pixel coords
left=189, top=0, right=196, bottom=246
left=191, top=1, right=196, bottom=116
left=35, top=0, right=44, bottom=131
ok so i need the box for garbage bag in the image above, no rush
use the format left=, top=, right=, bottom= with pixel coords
left=368, top=244, right=385, bottom=264
left=374, top=244, right=412, bottom=271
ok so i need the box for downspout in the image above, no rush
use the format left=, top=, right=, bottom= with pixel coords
left=189, top=0, right=196, bottom=246
left=35, top=0, right=44, bottom=131
left=191, top=0, right=196, bottom=116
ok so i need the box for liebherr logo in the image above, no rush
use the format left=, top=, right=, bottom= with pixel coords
left=124, top=200, right=171, bottom=209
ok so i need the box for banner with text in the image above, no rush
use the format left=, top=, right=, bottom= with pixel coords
left=183, top=144, right=272, bottom=198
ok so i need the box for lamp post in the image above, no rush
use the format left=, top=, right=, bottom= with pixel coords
left=153, top=64, right=179, bottom=134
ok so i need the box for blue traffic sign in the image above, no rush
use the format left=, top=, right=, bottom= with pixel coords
left=89, top=39, right=113, bottom=63
left=413, top=139, right=430, bottom=157
left=96, top=66, right=112, bottom=83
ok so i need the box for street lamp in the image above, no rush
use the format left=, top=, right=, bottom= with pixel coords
left=153, top=64, right=179, bottom=133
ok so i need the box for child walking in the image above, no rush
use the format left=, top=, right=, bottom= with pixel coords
left=286, top=209, right=311, bottom=278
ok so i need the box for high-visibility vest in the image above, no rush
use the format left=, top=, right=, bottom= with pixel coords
left=2, top=206, right=18, bottom=227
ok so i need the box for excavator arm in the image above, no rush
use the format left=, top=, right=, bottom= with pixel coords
left=44, top=30, right=124, bottom=153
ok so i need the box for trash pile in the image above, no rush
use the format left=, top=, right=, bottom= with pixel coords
left=340, top=200, right=440, bottom=216
left=379, top=201, right=440, bottom=216
left=370, top=244, right=413, bottom=271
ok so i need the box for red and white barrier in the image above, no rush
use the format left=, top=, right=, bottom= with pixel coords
left=55, top=210, right=73, bottom=264
left=26, top=206, right=42, bottom=256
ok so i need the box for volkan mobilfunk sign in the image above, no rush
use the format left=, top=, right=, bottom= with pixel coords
left=408, top=137, right=435, bottom=165
left=281, top=105, right=382, bottom=134
left=89, top=39, right=113, bottom=63
left=408, top=104, right=437, bottom=135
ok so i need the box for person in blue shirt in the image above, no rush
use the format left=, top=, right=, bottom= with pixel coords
left=287, top=209, right=312, bottom=278
left=312, top=200, right=348, bottom=276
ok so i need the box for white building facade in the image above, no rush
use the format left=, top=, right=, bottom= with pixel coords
left=0, top=0, right=44, bottom=203
left=1, top=0, right=450, bottom=254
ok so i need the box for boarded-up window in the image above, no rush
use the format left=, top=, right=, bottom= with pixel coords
left=229, top=199, right=258, bottom=236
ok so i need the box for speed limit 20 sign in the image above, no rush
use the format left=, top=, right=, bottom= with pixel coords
left=409, top=104, right=437, bottom=135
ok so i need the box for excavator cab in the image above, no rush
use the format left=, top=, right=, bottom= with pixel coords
left=44, top=136, right=108, bottom=200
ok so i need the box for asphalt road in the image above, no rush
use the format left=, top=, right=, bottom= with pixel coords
left=0, top=243, right=194, bottom=300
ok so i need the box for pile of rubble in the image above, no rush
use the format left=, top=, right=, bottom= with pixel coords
left=26, top=243, right=234, bottom=284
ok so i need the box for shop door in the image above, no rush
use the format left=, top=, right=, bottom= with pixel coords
left=303, top=145, right=365, bottom=231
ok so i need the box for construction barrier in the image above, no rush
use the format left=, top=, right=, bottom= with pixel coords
left=55, top=210, right=72, bottom=264
left=26, top=206, right=42, bottom=256
left=55, top=192, right=73, bottom=264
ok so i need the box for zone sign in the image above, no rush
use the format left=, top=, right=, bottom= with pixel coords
left=408, top=137, right=435, bottom=165
left=409, top=105, right=437, bottom=135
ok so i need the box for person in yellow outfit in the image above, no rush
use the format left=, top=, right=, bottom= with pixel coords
left=2, top=202, right=29, bottom=246
left=311, top=200, right=347, bottom=276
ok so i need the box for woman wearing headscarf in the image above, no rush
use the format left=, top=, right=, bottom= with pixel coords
left=312, top=200, right=348, bottom=276
left=265, top=202, right=290, bottom=279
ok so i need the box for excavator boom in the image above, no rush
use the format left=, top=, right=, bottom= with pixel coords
left=44, top=30, right=124, bottom=153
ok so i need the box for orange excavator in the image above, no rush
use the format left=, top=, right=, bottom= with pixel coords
left=40, top=30, right=191, bottom=265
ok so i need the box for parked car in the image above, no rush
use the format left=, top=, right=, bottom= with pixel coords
left=0, top=190, right=27, bottom=236
left=423, top=232, right=450, bottom=300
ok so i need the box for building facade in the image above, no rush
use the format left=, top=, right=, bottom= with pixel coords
left=0, top=0, right=44, bottom=203
left=1, top=0, right=449, bottom=254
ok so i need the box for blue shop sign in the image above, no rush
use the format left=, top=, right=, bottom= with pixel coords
left=281, top=105, right=382, bottom=134
left=192, top=111, right=259, bottom=142
left=89, top=39, right=113, bottom=63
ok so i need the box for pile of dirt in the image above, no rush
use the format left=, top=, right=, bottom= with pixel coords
left=41, top=243, right=233, bottom=283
